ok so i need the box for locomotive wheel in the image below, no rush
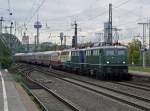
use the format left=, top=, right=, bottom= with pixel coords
left=99, top=73, right=105, bottom=80
left=115, top=73, right=120, bottom=81
left=109, top=73, right=113, bottom=80
left=119, top=73, right=123, bottom=80
left=96, top=72, right=101, bottom=80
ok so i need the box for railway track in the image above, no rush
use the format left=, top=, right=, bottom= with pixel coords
left=24, top=69, right=83, bottom=111
left=123, top=81, right=150, bottom=88
left=31, top=66, right=150, bottom=111
left=13, top=64, right=150, bottom=111
left=114, top=81, right=150, bottom=92
left=37, top=65, right=150, bottom=92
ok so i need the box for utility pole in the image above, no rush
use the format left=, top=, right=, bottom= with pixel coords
left=149, top=20, right=150, bottom=49
left=107, top=3, right=112, bottom=45
left=138, top=22, right=148, bottom=67
left=72, top=21, right=78, bottom=48
left=0, top=17, right=4, bottom=34
left=34, top=35, right=37, bottom=51
left=22, top=32, right=29, bottom=52
left=59, top=32, right=63, bottom=46
left=63, top=35, right=66, bottom=46
left=9, top=22, right=13, bottom=48
left=37, top=16, right=39, bottom=45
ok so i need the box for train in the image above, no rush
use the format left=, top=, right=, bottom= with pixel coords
left=14, top=45, right=131, bottom=80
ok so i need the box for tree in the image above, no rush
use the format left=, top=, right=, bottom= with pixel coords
left=128, top=39, right=142, bottom=64
left=0, top=36, right=12, bottom=68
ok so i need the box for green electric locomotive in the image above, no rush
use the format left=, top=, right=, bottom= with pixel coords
left=65, top=45, right=129, bottom=80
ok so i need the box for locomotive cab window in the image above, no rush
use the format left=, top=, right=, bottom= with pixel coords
left=118, top=50, right=125, bottom=55
left=105, top=50, right=115, bottom=56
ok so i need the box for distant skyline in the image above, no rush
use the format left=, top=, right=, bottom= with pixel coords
left=0, top=0, right=150, bottom=45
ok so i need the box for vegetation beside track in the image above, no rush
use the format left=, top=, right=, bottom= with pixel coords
left=0, top=34, right=12, bottom=68
left=129, top=67, right=150, bottom=73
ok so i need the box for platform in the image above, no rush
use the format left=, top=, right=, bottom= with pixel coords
left=0, top=69, right=39, bottom=111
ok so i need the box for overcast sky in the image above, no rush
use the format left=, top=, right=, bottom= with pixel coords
left=0, top=0, right=150, bottom=45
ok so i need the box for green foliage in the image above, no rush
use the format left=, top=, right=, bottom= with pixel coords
left=0, top=36, right=12, bottom=68
left=128, top=39, right=141, bottom=64
left=146, top=52, right=150, bottom=65
left=0, top=57, right=12, bottom=68
left=129, top=66, right=150, bottom=73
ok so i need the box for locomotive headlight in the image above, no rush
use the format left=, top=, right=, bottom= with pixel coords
left=107, top=61, right=109, bottom=64
left=123, top=61, right=126, bottom=64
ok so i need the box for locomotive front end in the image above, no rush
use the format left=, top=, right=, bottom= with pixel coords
left=103, top=46, right=130, bottom=80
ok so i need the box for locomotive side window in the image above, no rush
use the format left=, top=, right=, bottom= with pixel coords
left=75, top=52, right=77, bottom=56
left=86, top=50, right=89, bottom=56
left=89, top=50, right=91, bottom=56
left=72, top=52, right=74, bottom=56
left=77, top=52, right=79, bottom=56
left=106, top=50, right=115, bottom=56
left=93, top=50, right=99, bottom=56
left=73, top=51, right=79, bottom=56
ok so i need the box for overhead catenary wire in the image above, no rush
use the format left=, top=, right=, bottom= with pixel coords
left=87, top=0, right=131, bottom=20
left=7, top=0, right=11, bottom=13
left=12, top=0, right=147, bottom=44
left=26, top=0, right=46, bottom=25
left=24, top=0, right=40, bottom=22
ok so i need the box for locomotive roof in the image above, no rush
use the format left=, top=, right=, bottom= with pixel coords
left=71, top=45, right=127, bottom=52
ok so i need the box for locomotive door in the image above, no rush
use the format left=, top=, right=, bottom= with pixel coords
left=79, top=51, right=85, bottom=63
